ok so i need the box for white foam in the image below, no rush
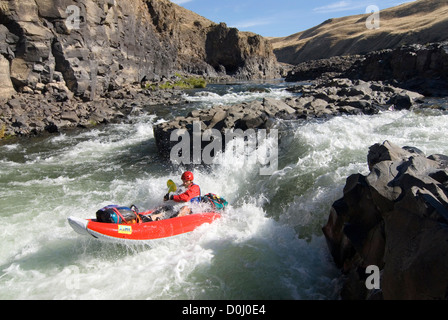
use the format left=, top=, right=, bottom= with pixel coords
left=0, top=143, right=20, bottom=151
left=184, top=88, right=294, bottom=108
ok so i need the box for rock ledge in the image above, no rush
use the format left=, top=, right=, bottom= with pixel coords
left=323, top=140, right=448, bottom=299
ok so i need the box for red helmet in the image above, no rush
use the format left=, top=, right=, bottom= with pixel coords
left=181, top=171, right=194, bottom=181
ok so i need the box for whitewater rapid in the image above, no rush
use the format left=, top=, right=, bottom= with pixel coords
left=0, top=84, right=447, bottom=299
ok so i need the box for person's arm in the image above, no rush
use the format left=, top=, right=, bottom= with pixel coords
left=172, top=184, right=200, bottom=202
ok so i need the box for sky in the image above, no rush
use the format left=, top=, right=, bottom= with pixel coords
left=171, top=0, right=416, bottom=37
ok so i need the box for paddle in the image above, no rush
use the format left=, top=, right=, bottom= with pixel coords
left=163, top=179, right=177, bottom=202
left=144, top=180, right=178, bottom=221
left=167, top=179, right=177, bottom=194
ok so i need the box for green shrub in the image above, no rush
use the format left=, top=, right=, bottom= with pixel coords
left=144, top=75, right=207, bottom=91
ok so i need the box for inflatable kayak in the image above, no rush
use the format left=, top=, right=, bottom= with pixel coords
left=68, top=209, right=221, bottom=243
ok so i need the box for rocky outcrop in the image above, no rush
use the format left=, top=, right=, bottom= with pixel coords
left=153, top=80, right=425, bottom=159
left=146, top=1, right=280, bottom=81
left=153, top=97, right=291, bottom=160
left=286, top=42, right=448, bottom=97
left=287, top=78, right=425, bottom=116
left=0, top=0, right=279, bottom=102
left=205, top=23, right=279, bottom=80
left=285, top=55, right=364, bottom=82
left=1, top=0, right=177, bottom=102
left=323, top=141, right=448, bottom=299
left=346, top=42, right=448, bottom=97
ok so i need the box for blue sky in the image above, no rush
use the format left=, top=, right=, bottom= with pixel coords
left=171, top=0, right=416, bottom=37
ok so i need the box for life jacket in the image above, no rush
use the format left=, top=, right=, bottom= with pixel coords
left=190, top=183, right=202, bottom=203
left=173, top=183, right=201, bottom=203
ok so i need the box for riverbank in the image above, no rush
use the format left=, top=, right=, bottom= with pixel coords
left=0, top=82, right=185, bottom=139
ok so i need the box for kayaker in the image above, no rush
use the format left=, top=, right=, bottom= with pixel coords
left=164, top=171, right=201, bottom=203
left=151, top=171, right=201, bottom=220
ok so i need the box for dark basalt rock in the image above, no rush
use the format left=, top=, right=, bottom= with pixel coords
left=323, top=140, right=448, bottom=300
left=153, top=79, right=425, bottom=160
left=286, top=42, right=448, bottom=97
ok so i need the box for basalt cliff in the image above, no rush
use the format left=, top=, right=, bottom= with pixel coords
left=0, top=0, right=280, bottom=136
left=0, top=0, right=279, bottom=101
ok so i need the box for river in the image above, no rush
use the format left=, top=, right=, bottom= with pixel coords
left=1, top=81, right=447, bottom=299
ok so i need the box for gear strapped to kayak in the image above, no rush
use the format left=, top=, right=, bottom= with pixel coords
left=96, top=205, right=140, bottom=224
left=200, top=193, right=228, bottom=210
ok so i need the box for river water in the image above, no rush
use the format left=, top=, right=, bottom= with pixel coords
left=1, top=82, right=447, bottom=300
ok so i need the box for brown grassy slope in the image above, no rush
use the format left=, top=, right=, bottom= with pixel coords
left=270, top=0, right=448, bottom=64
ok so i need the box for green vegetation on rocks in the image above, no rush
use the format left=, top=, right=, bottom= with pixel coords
left=145, top=74, right=207, bottom=91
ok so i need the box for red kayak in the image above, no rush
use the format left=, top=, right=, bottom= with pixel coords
left=68, top=210, right=221, bottom=243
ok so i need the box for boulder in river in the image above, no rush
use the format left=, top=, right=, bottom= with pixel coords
left=153, top=80, right=426, bottom=161
left=323, top=140, right=448, bottom=299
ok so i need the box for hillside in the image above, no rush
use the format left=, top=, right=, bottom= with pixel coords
left=270, top=0, right=448, bottom=65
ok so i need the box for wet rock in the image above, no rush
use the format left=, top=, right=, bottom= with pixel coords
left=154, top=98, right=289, bottom=159
left=323, top=140, right=448, bottom=299
left=153, top=78, right=426, bottom=159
